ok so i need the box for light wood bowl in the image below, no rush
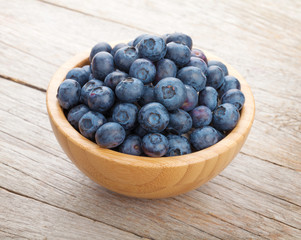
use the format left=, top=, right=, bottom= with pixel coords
left=46, top=46, right=255, bottom=199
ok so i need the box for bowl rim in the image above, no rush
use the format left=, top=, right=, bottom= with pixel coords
left=46, top=43, right=255, bottom=169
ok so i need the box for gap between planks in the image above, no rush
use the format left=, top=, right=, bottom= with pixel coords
left=37, top=0, right=154, bottom=35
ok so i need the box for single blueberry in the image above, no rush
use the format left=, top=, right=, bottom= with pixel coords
left=133, top=34, right=150, bottom=46
left=221, top=89, right=245, bottom=110
left=66, top=67, right=89, bottom=87
left=180, top=85, right=198, bottom=112
left=142, top=133, right=169, bottom=157
left=138, top=102, right=169, bottom=133
left=119, top=134, right=142, bottom=156
left=111, top=43, right=128, bottom=57
left=91, top=52, right=114, bottom=80
left=166, top=135, right=191, bottom=156
left=218, top=75, right=241, bottom=98
left=190, top=106, right=212, bottom=128
left=88, top=74, right=94, bottom=80
left=186, top=57, right=208, bottom=75
left=167, top=109, right=192, bottom=134
left=191, top=48, right=208, bottom=64
left=104, top=71, right=128, bottom=90
left=95, top=122, right=126, bottom=148
left=80, top=79, right=104, bottom=105
left=208, top=60, right=228, bottom=76
left=154, top=77, right=187, bottom=111
left=199, top=86, right=218, bottom=111
left=129, top=59, right=156, bottom=84
left=190, top=126, right=220, bottom=150
left=57, top=79, right=81, bottom=109
left=115, top=77, right=144, bottom=103
left=88, top=86, right=115, bottom=112
left=177, top=66, right=206, bottom=92
left=165, top=42, right=191, bottom=67
left=212, top=103, right=240, bottom=131
left=166, top=33, right=193, bottom=50
left=78, top=111, right=107, bottom=141
left=114, top=46, right=139, bottom=72
left=138, top=85, right=156, bottom=106
left=206, top=65, right=225, bottom=89
left=82, top=65, right=91, bottom=76
left=138, top=35, right=167, bottom=62
left=154, top=59, right=177, bottom=85
left=112, top=103, right=138, bottom=130
left=89, top=42, right=112, bottom=62
left=67, top=104, right=90, bottom=131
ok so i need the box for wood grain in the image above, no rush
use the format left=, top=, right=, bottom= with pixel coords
left=1, top=79, right=301, bottom=239
left=1, top=0, right=301, bottom=238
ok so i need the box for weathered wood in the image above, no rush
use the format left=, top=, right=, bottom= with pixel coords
left=1, top=79, right=300, bottom=239
left=0, top=188, right=142, bottom=240
left=1, top=0, right=301, bottom=238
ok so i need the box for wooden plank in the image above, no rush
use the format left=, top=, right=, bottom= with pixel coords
left=0, top=188, right=141, bottom=240
left=0, top=0, right=143, bottom=90
left=1, top=79, right=301, bottom=239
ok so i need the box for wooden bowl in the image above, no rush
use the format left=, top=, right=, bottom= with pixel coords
left=46, top=47, right=255, bottom=199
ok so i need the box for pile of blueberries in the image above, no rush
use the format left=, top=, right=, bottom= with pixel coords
left=57, top=33, right=245, bottom=157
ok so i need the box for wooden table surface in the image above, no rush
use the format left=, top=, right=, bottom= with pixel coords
left=1, top=0, right=300, bottom=239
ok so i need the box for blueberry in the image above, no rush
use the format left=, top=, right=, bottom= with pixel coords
left=190, top=126, right=220, bottom=150
left=104, top=71, right=128, bottom=90
left=186, top=57, right=207, bottom=75
left=114, top=46, right=139, bottom=72
left=88, top=74, right=94, bottom=80
left=142, top=133, right=169, bottom=157
left=154, top=77, right=187, bottom=111
left=79, top=111, right=107, bottom=141
left=154, top=59, right=177, bottom=85
left=166, top=135, right=191, bottom=156
left=167, top=109, right=192, bottom=134
left=180, top=85, right=198, bottom=112
left=133, top=34, right=150, bottom=46
left=80, top=79, right=104, bottom=105
left=91, top=52, right=114, bottom=80
left=138, top=35, right=167, bottom=62
left=67, top=104, right=90, bottom=130
left=89, top=42, right=112, bottom=62
left=134, top=124, right=148, bottom=138
left=208, top=60, right=228, bottom=76
left=165, top=42, right=191, bottom=67
left=111, top=43, right=128, bottom=57
left=177, top=66, right=206, bottom=92
left=190, top=106, right=212, bottom=128
left=216, top=130, right=225, bottom=141
left=66, top=67, right=89, bottom=87
left=206, top=66, right=224, bottom=89
left=95, top=122, right=126, bottom=148
left=138, top=102, right=169, bottom=133
left=166, top=33, right=193, bottom=50
left=115, top=77, right=144, bottom=103
left=161, top=33, right=170, bottom=42
left=138, top=85, right=156, bottom=106
left=82, top=65, right=91, bottom=76
left=212, top=103, right=240, bottom=131
left=199, top=86, right=218, bottom=111
left=119, top=134, right=142, bottom=156
left=221, top=89, right=245, bottom=110
left=112, top=103, right=138, bottom=130
left=88, top=86, right=115, bottom=112
left=129, top=59, right=156, bottom=84
left=218, top=75, right=241, bottom=98
left=191, top=48, right=208, bottom=64
left=57, top=79, right=81, bottom=109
